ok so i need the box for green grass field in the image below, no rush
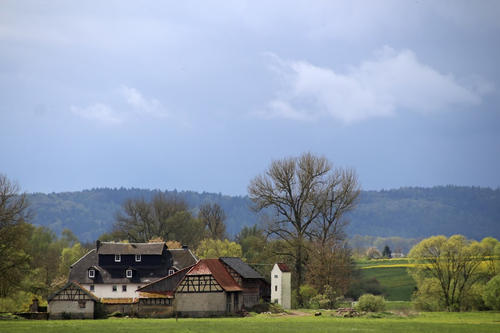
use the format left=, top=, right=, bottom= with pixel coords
left=1, top=312, right=499, bottom=333
left=357, top=258, right=416, bottom=301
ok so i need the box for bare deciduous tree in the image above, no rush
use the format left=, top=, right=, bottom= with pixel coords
left=248, top=152, right=360, bottom=294
left=114, top=193, right=202, bottom=245
left=198, top=203, right=227, bottom=240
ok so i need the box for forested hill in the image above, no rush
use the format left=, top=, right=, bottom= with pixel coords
left=27, top=186, right=500, bottom=242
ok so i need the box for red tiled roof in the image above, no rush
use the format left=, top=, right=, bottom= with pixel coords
left=277, top=263, right=291, bottom=272
left=187, top=259, right=242, bottom=292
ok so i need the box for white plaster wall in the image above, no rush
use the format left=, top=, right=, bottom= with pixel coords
left=270, top=264, right=282, bottom=305
left=82, top=283, right=143, bottom=298
left=281, top=272, right=291, bottom=309
left=174, top=292, right=227, bottom=313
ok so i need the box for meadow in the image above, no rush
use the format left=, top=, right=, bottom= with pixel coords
left=1, top=312, right=499, bottom=333
left=358, top=258, right=416, bottom=301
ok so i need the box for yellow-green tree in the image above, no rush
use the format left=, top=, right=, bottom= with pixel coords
left=408, top=235, right=487, bottom=311
left=196, top=239, right=242, bottom=259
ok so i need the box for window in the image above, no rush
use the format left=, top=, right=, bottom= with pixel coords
left=275, top=285, right=278, bottom=292
left=115, top=254, right=121, bottom=262
left=78, top=300, right=86, bottom=308
left=122, top=285, right=127, bottom=292
left=135, top=254, right=141, bottom=262
left=90, top=285, right=95, bottom=292
left=168, top=269, right=175, bottom=275
left=112, top=285, right=117, bottom=292
left=88, top=269, right=95, bottom=278
left=126, top=269, right=133, bottom=278
left=274, top=274, right=278, bottom=278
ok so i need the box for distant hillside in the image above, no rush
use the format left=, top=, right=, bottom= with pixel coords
left=26, top=186, right=500, bottom=242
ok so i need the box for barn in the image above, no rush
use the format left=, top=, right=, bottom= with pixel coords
left=138, top=258, right=244, bottom=317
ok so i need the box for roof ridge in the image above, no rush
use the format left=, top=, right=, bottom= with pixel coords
left=70, top=249, right=95, bottom=268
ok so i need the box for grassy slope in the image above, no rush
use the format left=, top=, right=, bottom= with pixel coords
left=357, top=259, right=416, bottom=301
left=1, top=313, right=499, bottom=333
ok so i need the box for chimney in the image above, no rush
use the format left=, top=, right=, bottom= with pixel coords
left=182, top=245, right=188, bottom=250
left=96, top=240, right=101, bottom=251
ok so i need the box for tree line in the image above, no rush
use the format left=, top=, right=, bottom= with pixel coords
left=2, top=152, right=500, bottom=312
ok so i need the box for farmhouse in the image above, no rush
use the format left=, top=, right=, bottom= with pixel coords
left=68, top=241, right=197, bottom=299
left=48, top=241, right=270, bottom=318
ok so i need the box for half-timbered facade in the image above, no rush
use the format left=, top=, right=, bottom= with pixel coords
left=47, top=282, right=99, bottom=319
left=138, top=259, right=244, bottom=317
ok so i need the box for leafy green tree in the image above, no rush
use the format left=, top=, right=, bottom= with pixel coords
left=408, top=235, right=487, bottom=311
left=480, top=237, right=500, bottom=278
left=0, top=175, right=31, bottom=297
left=59, top=242, right=87, bottom=277
left=196, top=239, right=242, bottom=259
left=483, top=275, right=500, bottom=310
left=236, top=225, right=268, bottom=262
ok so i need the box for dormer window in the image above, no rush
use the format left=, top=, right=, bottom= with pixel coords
left=168, top=269, right=175, bottom=275
left=115, top=254, right=121, bottom=262
left=88, top=269, right=95, bottom=278
left=126, top=269, right=133, bottom=278
left=135, top=254, right=141, bottom=262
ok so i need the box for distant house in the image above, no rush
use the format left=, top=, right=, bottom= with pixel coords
left=68, top=241, right=197, bottom=300
left=271, top=263, right=291, bottom=309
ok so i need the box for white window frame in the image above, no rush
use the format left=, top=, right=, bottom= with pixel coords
left=115, top=254, right=121, bottom=262
left=126, top=269, right=133, bottom=278
left=88, top=269, right=95, bottom=278
left=168, top=269, right=175, bottom=275
left=135, top=254, right=141, bottom=262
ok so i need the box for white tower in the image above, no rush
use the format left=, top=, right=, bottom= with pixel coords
left=271, top=263, right=291, bottom=309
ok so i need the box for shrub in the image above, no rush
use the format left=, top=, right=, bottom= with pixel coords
left=299, top=284, right=317, bottom=307
left=356, top=294, right=386, bottom=312
left=483, top=275, right=500, bottom=310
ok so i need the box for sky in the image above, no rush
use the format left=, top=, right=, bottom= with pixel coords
left=1, top=0, right=500, bottom=195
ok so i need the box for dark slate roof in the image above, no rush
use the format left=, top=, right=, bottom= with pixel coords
left=69, top=249, right=168, bottom=284
left=137, top=266, right=192, bottom=294
left=97, top=242, right=166, bottom=255
left=170, top=248, right=198, bottom=270
left=68, top=244, right=197, bottom=285
left=219, top=257, right=264, bottom=279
